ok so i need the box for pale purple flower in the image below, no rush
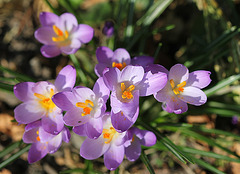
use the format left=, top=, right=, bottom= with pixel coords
left=52, top=77, right=109, bottom=139
left=148, top=64, right=211, bottom=114
left=124, top=127, right=156, bottom=161
left=103, top=65, right=167, bottom=132
left=35, top=12, right=94, bottom=58
left=23, top=120, right=71, bottom=163
left=102, top=21, right=114, bottom=37
left=95, top=46, right=154, bottom=77
left=80, top=113, right=128, bottom=170
left=14, top=65, right=76, bottom=134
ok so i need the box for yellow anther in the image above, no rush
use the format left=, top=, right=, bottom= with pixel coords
left=102, top=127, right=117, bottom=144
left=52, top=25, right=69, bottom=43
left=112, top=62, right=126, bottom=70
left=34, top=88, right=56, bottom=112
left=170, top=79, right=186, bottom=95
left=76, top=100, right=94, bottom=116
left=121, top=82, right=135, bottom=100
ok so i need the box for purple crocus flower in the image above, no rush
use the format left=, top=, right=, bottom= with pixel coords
left=34, top=12, right=94, bottom=58
left=124, top=127, right=156, bottom=161
left=14, top=65, right=76, bottom=134
left=95, top=46, right=154, bottom=77
left=103, top=65, right=167, bottom=132
left=147, top=64, right=211, bottom=114
left=102, top=21, right=114, bottom=37
left=23, top=120, right=71, bottom=163
left=80, top=113, right=128, bottom=170
left=52, top=77, right=109, bottom=139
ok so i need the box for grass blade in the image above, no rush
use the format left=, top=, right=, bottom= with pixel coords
left=140, top=151, right=155, bottom=174
left=0, top=141, right=22, bottom=158
left=0, top=82, right=14, bottom=93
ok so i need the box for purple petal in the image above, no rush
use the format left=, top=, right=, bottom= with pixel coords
left=169, top=64, right=189, bottom=84
left=96, top=46, right=114, bottom=64
left=110, top=89, right=139, bottom=118
left=39, top=12, right=59, bottom=26
left=187, top=70, right=211, bottom=89
left=70, top=39, right=81, bottom=48
left=28, top=143, right=48, bottom=163
left=74, top=24, right=94, bottom=44
left=34, top=27, right=55, bottom=45
left=55, top=65, right=76, bottom=92
left=73, top=86, right=95, bottom=101
left=59, top=13, right=78, bottom=31
left=131, top=56, right=154, bottom=67
left=85, top=117, right=103, bottom=139
left=104, top=144, right=124, bottom=170
left=38, top=127, right=56, bottom=142
left=62, top=127, right=71, bottom=143
left=52, top=91, right=77, bottom=111
left=111, top=107, right=139, bottom=133
left=112, top=48, right=131, bottom=65
left=145, top=64, right=169, bottom=74
left=47, top=133, right=62, bottom=154
left=14, top=101, right=45, bottom=124
left=60, top=46, right=78, bottom=55
left=63, top=106, right=90, bottom=126
left=32, top=81, right=54, bottom=94
left=93, top=77, right=110, bottom=102
left=14, top=82, right=35, bottom=102
left=133, top=128, right=156, bottom=146
left=23, top=127, right=39, bottom=143
left=163, top=97, right=188, bottom=114
left=103, top=67, right=120, bottom=91
left=25, top=120, right=41, bottom=131
left=40, top=45, right=61, bottom=58
left=73, top=125, right=86, bottom=136
left=138, top=71, right=167, bottom=96
left=94, top=63, right=109, bottom=77
left=180, top=86, right=207, bottom=106
left=93, top=97, right=105, bottom=118
left=80, top=137, right=110, bottom=160
left=120, top=65, right=144, bottom=85
left=42, top=112, right=64, bottom=135
left=125, top=138, right=141, bottom=161
left=154, top=82, right=172, bottom=102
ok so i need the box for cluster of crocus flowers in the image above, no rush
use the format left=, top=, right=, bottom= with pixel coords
left=13, top=11, right=212, bottom=170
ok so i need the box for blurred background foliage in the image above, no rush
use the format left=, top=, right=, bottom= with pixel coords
left=1, top=0, right=240, bottom=173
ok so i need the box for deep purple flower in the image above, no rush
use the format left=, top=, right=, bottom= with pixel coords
left=14, top=65, right=76, bottom=134
left=147, top=64, right=211, bottom=114
left=35, top=12, right=94, bottom=58
left=124, top=127, right=156, bottom=161
left=102, top=21, right=114, bottom=37
left=80, top=113, right=128, bottom=170
left=95, top=46, right=154, bottom=77
left=23, top=120, right=71, bottom=163
left=52, top=77, right=109, bottom=139
left=103, top=65, right=167, bottom=132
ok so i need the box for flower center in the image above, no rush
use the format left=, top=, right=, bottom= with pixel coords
left=36, top=130, right=40, bottom=141
left=76, top=100, right=94, bottom=116
left=52, top=25, right=70, bottom=46
left=121, top=82, right=135, bottom=100
left=112, top=62, right=126, bottom=70
left=102, top=126, right=117, bottom=144
left=34, top=88, right=56, bottom=112
left=170, top=79, right=186, bottom=95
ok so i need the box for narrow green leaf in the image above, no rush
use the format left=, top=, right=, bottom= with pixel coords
left=44, top=0, right=60, bottom=15
left=204, top=74, right=240, bottom=97
left=0, top=144, right=31, bottom=169
left=0, top=82, right=14, bottom=93
left=140, top=151, right=155, bottom=174
left=0, top=141, right=22, bottom=158
left=137, top=0, right=173, bottom=26
left=125, top=0, right=135, bottom=42
left=181, top=146, right=240, bottom=163
left=190, top=156, right=225, bottom=174
left=114, top=168, right=119, bottom=174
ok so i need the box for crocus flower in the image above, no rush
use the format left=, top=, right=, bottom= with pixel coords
left=148, top=64, right=211, bottom=114
left=80, top=113, right=128, bottom=170
left=103, top=65, right=167, bottom=132
left=102, top=21, right=114, bottom=37
left=95, top=46, right=154, bottom=77
left=124, top=127, right=156, bottom=161
left=35, top=12, right=94, bottom=58
left=14, top=65, right=76, bottom=134
left=23, top=120, right=71, bottom=163
left=52, top=77, right=109, bottom=139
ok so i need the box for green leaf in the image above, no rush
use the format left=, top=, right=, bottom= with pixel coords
left=0, top=141, right=22, bottom=158
left=60, top=168, right=103, bottom=174
left=0, top=82, right=14, bottom=93
left=137, top=0, right=173, bottom=26
left=190, top=156, right=225, bottom=174
left=140, top=151, right=155, bottom=174
left=181, top=146, right=240, bottom=163
left=204, top=74, right=240, bottom=97
left=0, top=144, right=31, bottom=169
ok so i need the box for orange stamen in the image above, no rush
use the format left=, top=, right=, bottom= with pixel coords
left=121, top=82, right=135, bottom=100
left=52, top=25, right=69, bottom=43
left=34, top=88, right=55, bottom=112
left=76, top=100, right=94, bottom=116
left=112, top=62, right=127, bottom=70
left=102, top=127, right=117, bottom=144
left=170, top=79, right=186, bottom=95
